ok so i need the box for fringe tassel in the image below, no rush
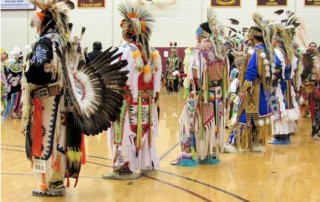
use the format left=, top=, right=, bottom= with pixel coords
left=74, top=177, right=79, bottom=188
left=66, top=174, right=70, bottom=188
left=52, top=156, right=62, bottom=174
left=235, top=125, right=241, bottom=149
left=31, top=98, right=43, bottom=157
left=80, top=134, right=86, bottom=164
left=199, top=101, right=204, bottom=140
left=241, top=126, right=250, bottom=150
left=222, top=61, right=228, bottom=101
left=136, top=97, right=143, bottom=155
left=41, top=174, right=47, bottom=190
left=148, top=96, right=152, bottom=148
left=286, top=80, right=292, bottom=109
left=40, top=183, right=48, bottom=191
left=206, top=73, right=209, bottom=102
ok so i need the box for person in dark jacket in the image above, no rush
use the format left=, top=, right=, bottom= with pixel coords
left=86, top=41, right=102, bottom=62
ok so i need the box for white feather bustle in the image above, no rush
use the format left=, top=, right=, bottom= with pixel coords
left=258, top=119, right=264, bottom=126
left=260, top=52, right=267, bottom=58
left=72, top=71, right=96, bottom=117
left=264, top=59, right=269, bottom=65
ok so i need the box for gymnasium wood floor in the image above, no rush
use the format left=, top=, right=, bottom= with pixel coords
left=1, top=87, right=320, bottom=202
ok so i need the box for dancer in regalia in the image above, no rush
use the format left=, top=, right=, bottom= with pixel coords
left=171, top=9, right=237, bottom=166
left=22, top=0, right=128, bottom=196
left=103, top=1, right=162, bottom=179
left=237, top=13, right=276, bottom=152
left=268, top=11, right=301, bottom=144
left=165, top=42, right=181, bottom=94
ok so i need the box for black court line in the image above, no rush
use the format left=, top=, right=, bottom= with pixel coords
left=1, top=146, right=111, bottom=161
left=158, top=170, right=250, bottom=202
left=1, top=143, right=177, bottom=162
left=86, top=155, right=111, bottom=161
left=1, top=144, right=24, bottom=148
left=2, top=146, right=250, bottom=201
left=156, top=142, right=250, bottom=201
left=86, top=161, right=112, bottom=168
left=159, top=142, right=179, bottom=160
left=145, top=175, right=213, bottom=202
left=1, top=148, right=25, bottom=152
left=1, top=171, right=211, bottom=201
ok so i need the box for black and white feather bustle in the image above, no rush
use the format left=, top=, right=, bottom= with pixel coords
left=56, top=47, right=129, bottom=135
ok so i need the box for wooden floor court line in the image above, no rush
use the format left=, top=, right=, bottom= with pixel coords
left=145, top=175, right=213, bottom=202
left=159, top=142, right=179, bottom=160
left=158, top=170, right=250, bottom=202
left=1, top=146, right=250, bottom=202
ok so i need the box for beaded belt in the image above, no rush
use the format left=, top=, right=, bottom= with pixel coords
left=31, top=85, right=62, bottom=98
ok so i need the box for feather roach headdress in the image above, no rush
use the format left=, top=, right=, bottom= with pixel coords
left=119, top=1, right=155, bottom=63
left=206, top=8, right=239, bottom=59
left=30, top=0, right=76, bottom=57
left=30, top=0, right=75, bottom=36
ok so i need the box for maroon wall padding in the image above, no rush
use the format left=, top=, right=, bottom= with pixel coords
left=155, top=47, right=188, bottom=73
